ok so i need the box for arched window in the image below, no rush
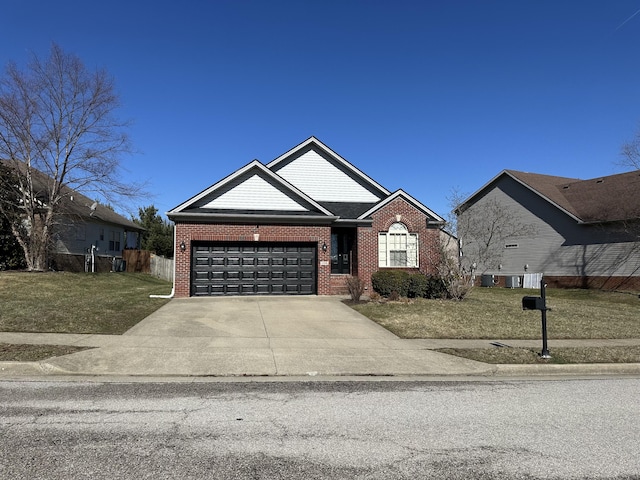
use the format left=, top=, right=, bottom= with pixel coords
left=378, top=222, right=418, bottom=267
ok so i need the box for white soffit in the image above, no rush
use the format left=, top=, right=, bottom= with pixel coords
left=275, top=149, right=382, bottom=202
left=201, top=174, right=309, bottom=211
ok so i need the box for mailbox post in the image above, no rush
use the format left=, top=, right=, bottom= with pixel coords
left=522, top=281, right=551, bottom=359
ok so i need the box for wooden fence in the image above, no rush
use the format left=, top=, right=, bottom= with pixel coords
left=150, top=253, right=174, bottom=282
left=122, top=249, right=150, bottom=273
left=121, top=250, right=173, bottom=282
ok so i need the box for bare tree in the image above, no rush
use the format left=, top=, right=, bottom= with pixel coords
left=621, top=128, right=640, bottom=170
left=0, top=43, right=142, bottom=270
left=452, top=191, right=536, bottom=275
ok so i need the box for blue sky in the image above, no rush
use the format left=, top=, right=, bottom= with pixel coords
left=3, top=1, right=640, bottom=219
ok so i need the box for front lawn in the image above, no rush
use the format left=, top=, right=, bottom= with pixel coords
left=350, top=287, right=640, bottom=339
left=0, top=272, right=172, bottom=334
left=0, top=343, right=91, bottom=361
left=437, top=346, right=640, bottom=364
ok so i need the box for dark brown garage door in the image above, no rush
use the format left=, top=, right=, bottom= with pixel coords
left=191, top=242, right=317, bottom=296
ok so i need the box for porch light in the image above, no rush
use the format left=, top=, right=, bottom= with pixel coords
left=180, top=241, right=186, bottom=252
left=322, top=242, right=327, bottom=252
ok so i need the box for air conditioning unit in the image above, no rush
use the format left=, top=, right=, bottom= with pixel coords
left=505, top=275, right=522, bottom=288
left=481, top=274, right=495, bottom=287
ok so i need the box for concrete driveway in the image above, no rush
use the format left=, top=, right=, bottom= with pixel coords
left=40, top=296, right=494, bottom=377
left=124, top=296, right=398, bottom=341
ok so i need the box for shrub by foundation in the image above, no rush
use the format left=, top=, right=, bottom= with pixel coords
left=371, top=270, right=410, bottom=297
left=345, top=275, right=366, bottom=302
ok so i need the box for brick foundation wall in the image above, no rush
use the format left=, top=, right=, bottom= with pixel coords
left=357, top=198, right=442, bottom=294
left=544, top=275, right=640, bottom=291
left=174, top=223, right=332, bottom=297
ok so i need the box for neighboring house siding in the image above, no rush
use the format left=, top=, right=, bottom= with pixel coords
left=273, top=150, right=383, bottom=203
left=460, top=175, right=640, bottom=285
left=541, top=242, right=640, bottom=278
left=54, top=219, right=125, bottom=256
left=459, top=180, right=560, bottom=274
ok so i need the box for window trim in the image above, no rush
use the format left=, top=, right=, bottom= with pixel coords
left=378, top=222, right=419, bottom=268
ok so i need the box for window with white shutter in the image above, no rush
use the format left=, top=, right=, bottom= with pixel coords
left=378, top=223, right=418, bottom=268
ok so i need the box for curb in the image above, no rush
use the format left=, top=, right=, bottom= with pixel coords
left=2, top=361, right=640, bottom=379
left=492, top=363, right=640, bottom=376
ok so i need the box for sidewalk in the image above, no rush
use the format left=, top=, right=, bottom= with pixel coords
left=2, top=331, right=640, bottom=378
left=2, top=295, right=639, bottom=379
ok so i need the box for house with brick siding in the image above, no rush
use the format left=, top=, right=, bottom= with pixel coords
left=167, top=137, right=447, bottom=297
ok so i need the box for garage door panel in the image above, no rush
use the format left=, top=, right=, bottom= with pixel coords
left=191, top=242, right=316, bottom=296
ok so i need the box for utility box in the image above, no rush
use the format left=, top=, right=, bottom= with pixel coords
left=506, top=275, right=522, bottom=288
left=522, top=296, right=545, bottom=311
left=481, top=274, right=495, bottom=287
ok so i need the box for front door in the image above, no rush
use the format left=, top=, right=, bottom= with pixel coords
left=331, top=229, right=354, bottom=274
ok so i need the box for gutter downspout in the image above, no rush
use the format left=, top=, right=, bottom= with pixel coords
left=149, top=223, right=177, bottom=299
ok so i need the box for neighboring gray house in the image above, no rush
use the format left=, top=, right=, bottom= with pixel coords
left=456, top=169, right=640, bottom=290
left=1, top=159, right=143, bottom=272
left=50, top=187, right=143, bottom=272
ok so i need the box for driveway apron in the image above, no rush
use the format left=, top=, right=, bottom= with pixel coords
left=41, top=296, right=493, bottom=377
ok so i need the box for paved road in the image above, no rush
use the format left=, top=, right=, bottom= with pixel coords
left=1, top=378, right=639, bottom=479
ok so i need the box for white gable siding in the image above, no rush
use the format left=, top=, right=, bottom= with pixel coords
left=201, top=174, right=309, bottom=211
left=275, top=150, right=382, bottom=202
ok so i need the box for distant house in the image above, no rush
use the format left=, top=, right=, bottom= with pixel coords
left=168, top=137, right=448, bottom=296
left=456, top=169, right=640, bottom=290
left=1, top=159, right=143, bottom=272
left=49, top=188, right=143, bottom=272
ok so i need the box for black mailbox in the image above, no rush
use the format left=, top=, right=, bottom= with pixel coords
left=522, top=296, right=544, bottom=311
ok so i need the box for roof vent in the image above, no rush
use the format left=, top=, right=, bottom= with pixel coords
left=596, top=179, right=604, bottom=183
left=562, top=185, right=569, bottom=189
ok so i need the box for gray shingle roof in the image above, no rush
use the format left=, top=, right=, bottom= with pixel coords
left=2, top=159, right=143, bottom=231
left=508, top=169, right=640, bottom=223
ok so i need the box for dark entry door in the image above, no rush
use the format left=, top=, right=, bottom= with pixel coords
left=331, top=230, right=353, bottom=274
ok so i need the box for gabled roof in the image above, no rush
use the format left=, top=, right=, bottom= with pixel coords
left=1, top=159, right=143, bottom=231
left=168, top=137, right=445, bottom=224
left=168, top=160, right=337, bottom=222
left=267, top=136, right=390, bottom=203
left=358, top=189, right=445, bottom=223
left=459, top=168, right=640, bottom=224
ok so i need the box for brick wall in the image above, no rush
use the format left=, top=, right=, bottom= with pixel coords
left=544, top=275, right=640, bottom=291
left=356, top=198, right=442, bottom=293
left=174, top=223, right=332, bottom=297
left=174, top=199, right=444, bottom=297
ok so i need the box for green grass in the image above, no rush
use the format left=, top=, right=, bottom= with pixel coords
left=350, top=287, right=640, bottom=339
left=437, top=346, right=640, bottom=364
left=0, top=272, right=172, bottom=334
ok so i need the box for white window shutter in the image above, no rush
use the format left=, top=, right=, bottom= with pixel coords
left=407, top=234, right=418, bottom=267
left=378, top=233, right=387, bottom=267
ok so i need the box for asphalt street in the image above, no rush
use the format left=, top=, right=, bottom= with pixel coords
left=1, top=378, right=639, bottom=479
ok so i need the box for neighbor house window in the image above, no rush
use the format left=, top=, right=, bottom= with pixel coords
left=109, top=231, right=121, bottom=251
left=378, top=222, right=418, bottom=268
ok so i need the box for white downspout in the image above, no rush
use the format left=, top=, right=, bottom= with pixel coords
left=149, top=223, right=176, bottom=299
